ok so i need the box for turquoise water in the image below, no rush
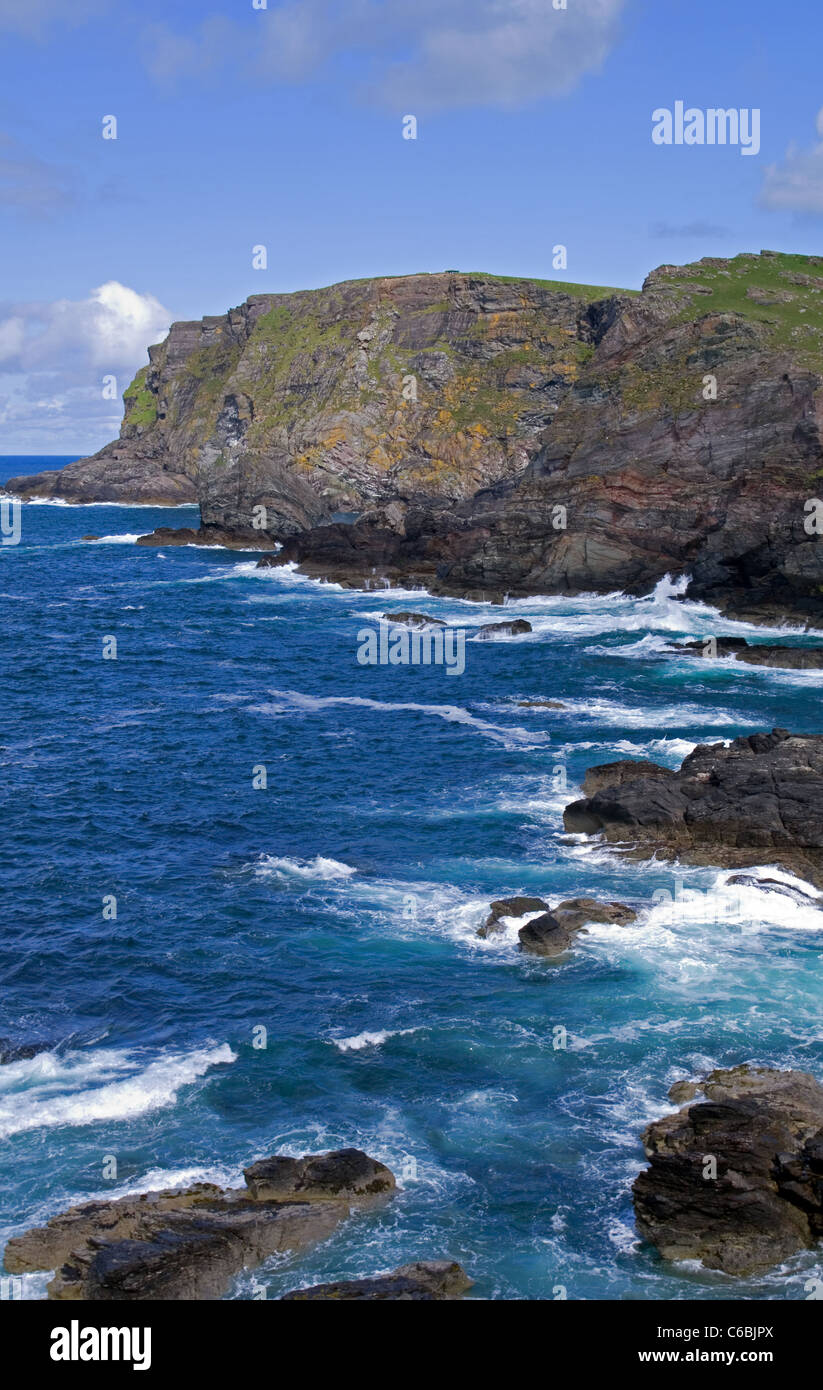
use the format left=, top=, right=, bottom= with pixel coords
left=1, top=465, right=823, bottom=1300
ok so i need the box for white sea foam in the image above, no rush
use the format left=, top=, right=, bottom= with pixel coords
left=252, top=689, right=551, bottom=750
left=255, top=854, right=357, bottom=881
left=86, top=533, right=143, bottom=544
left=0, top=1044, right=236, bottom=1139
left=332, top=1028, right=419, bottom=1052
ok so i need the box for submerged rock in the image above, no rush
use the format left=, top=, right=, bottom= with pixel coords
left=4, top=1148, right=395, bottom=1300
left=0, top=1039, right=54, bottom=1064
left=476, top=619, right=532, bottom=638
left=280, top=1260, right=472, bottom=1300
left=381, top=611, right=445, bottom=628
left=517, top=699, right=566, bottom=709
left=564, top=730, right=823, bottom=886
left=633, top=1066, right=823, bottom=1275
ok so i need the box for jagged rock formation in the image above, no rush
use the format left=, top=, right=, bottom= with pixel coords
left=633, top=1066, right=823, bottom=1275
left=563, top=729, right=823, bottom=886
left=3, top=1147, right=394, bottom=1300
left=5, top=271, right=627, bottom=528
left=280, top=1260, right=472, bottom=1300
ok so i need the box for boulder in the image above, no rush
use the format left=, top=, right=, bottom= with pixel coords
left=242, top=1148, right=395, bottom=1203
left=633, top=1066, right=823, bottom=1275
left=280, top=1260, right=472, bottom=1300
left=3, top=1148, right=394, bottom=1300
left=518, top=897, right=636, bottom=956
left=477, top=895, right=550, bottom=939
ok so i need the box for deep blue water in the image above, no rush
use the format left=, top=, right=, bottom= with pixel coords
left=2, top=459, right=823, bottom=1301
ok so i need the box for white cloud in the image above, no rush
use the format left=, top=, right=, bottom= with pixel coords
left=0, top=282, right=171, bottom=375
left=760, top=109, right=823, bottom=215
left=0, top=282, right=171, bottom=451
left=143, top=0, right=626, bottom=110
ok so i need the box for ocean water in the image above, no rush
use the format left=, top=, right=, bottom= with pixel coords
left=2, top=460, right=823, bottom=1302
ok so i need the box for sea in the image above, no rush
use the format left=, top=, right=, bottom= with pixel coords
left=1, top=456, right=822, bottom=1301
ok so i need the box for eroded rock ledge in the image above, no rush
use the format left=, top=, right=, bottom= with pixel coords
left=563, top=729, right=823, bottom=887
left=3, top=1147, right=394, bottom=1300
left=633, top=1066, right=823, bottom=1275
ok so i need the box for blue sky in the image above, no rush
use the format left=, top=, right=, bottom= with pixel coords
left=1, top=0, right=822, bottom=452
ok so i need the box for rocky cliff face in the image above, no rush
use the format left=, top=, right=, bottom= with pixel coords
left=269, top=252, right=823, bottom=623
left=10, top=253, right=823, bottom=622
left=5, top=271, right=630, bottom=526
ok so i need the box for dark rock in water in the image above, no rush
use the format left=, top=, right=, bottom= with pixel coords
left=633, top=1065, right=823, bottom=1275
left=679, top=637, right=749, bottom=656
left=679, top=637, right=823, bottom=669
left=476, top=618, right=532, bottom=639
left=478, top=895, right=549, bottom=939
left=243, top=1148, right=395, bottom=1202
left=580, top=759, right=678, bottom=798
left=280, top=1260, right=473, bottom=1300
left=726, top=873, right=822, bottom=906
left=564, top=730, right=823, bottom=887
left=518, top=912, right=569, bottom=956
left=136, top=525, right=270, bottom=550
left=738, top=644, right=823, bottom=670
left=381, top=611, right=445, bottom=628
left=0, top=1039, right=53, bottom=1064
left=517, top=699, right=566, bottom=709
left=3, top=1148, right=395, bottom=1300
left=518, top=898, right=637, bottom=956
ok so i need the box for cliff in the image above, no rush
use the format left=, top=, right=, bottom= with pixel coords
left=9, top=253, right=823, bottom=623
left=268, top=252, right=823, bottom=624
left=5, top=271, right=631, bottom=525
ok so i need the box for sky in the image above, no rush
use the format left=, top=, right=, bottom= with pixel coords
left=1, top=0, right=822, bottom=453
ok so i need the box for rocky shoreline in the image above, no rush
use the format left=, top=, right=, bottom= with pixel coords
left=563, top=729, right=823, bottom=888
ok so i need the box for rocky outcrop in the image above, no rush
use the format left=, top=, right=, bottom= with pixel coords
left=280, top=1260, right=472, bottom=1300
left=518, top=897, right=636, bottom=956
left=3, top=1148, right=394, bottom=1300
left=3, top=456, right=195, bottom=506
left=476, top=618, right=532, bottom=638
left=633, top=1066, right=823, bottom=1275
left=477, top=895, right=550, bottom=939
left=135, top=525, right=271, bottom=550
left=678, top=638, right=823, bottom=669
left=3, top=271, right=626, bottom=529
left=381, top=611, right=445, bottom=628
left=564, top=729, right=823, bottom=886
